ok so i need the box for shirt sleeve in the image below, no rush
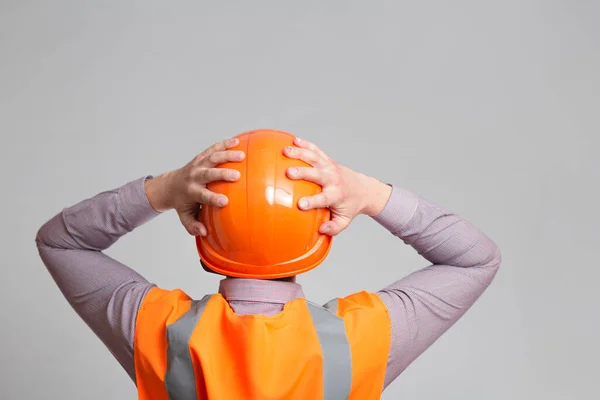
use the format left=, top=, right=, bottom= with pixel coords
left=34, top=175, right=161, bottom=383
left=372, top=186, right=502, bottom=389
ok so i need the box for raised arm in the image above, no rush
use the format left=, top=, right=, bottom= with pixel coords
left=35, top=137, right=246, bottom=382
left=372, top=186, right=501, bottom=388
left=35, top=175, right=159, bottom=381
left=281, top=136, right=501, bottom=390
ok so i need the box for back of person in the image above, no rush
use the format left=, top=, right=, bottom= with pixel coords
left=134, top=287, right=391, bottom=400
left=36, top=130, right=501, bottom=400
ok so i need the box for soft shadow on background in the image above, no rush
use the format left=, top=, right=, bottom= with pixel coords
left=1, top=1, right=598, bottom=399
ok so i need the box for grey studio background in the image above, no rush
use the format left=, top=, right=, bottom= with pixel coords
left=1, top=1, right=598, bottom=399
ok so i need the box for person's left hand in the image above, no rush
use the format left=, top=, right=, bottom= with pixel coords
left=283, top=137, right=392, bottom=236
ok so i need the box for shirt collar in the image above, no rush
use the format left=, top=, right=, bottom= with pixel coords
left=218, top=278, right=305, bottom=304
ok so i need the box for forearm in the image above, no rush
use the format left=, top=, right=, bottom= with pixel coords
left=371, top=184, right=499, bottom=271
left=360, top=176, right=500, bottom=271
left=35, top=175, right=161, bottom=381
left=36, top=175, right=161, bottom=252
left=370, top=184, right=501, bottom=388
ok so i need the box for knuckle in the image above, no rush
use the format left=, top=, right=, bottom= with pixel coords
left=209, top=168, right=222, bottom=181
left=297, top=166, right=310, bottom=177
left=329, top=167, right=342, bottom=183
left=226, top=138, right=239, bottom=148
left=319, top=167, right=331, bottom=180
left=192, top=167, right=206, bottom=181
left=192, top=153, right=205, bottom=164
left=220, top=169, right=233, bottom=181
left=197, top=189, right=213, bottom=204
left=306, top=152, right=319, bottom=164
left=224, top=151, right=237, bottom=162
left=188, top=166, right=199, bottom=178
left=314, top=170, right=328, bottom=183
left=203, top=193, right=217, bottom=205
left=205, top=143, right=221, bottom=155
left=211, top=141, right=224, bottom=151
left=208, top=152, right=221, bottom=164
left=330, top=186, right=343, bottom=199
left=201, top=169, right=216, bottom=184
left=227, top=169, right=240, bottom=180
left=186, top=168, right=199, bottom=184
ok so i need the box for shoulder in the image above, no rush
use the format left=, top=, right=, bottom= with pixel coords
left=136, top=287, right=198, bottom=325
left=324, top=291, right=390, bottom=318
left=139, top=287, right=192, bottom=306
left=323, top=290, right=392, bottom=350
left=322, top=291, right=392, bottom=395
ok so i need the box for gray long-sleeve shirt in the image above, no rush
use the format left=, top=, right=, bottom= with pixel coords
left=35, top=175, right=501, bottom=390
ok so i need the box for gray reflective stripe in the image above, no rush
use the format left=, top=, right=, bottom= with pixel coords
left=323, top=298, right=339, bottom=314
left=165, top=295, right=212, bottom=400
left=306, top=301, right=352, bottom=400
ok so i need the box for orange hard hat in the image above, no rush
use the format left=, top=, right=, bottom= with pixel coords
left=196, top=129, right=332, bottom=279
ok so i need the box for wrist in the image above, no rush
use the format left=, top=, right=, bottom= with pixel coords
left=144, top=171, right=175, bottom=213
left=359, top=175, right=393, bottom=217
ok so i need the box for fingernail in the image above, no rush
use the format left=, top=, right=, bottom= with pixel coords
left=321, top=224, right=330, bottom=233
left=287, top=146, right=294, bottom=152
left=218, top=196, right=228, bottom=206
left=299, top=198, right=308, bottom=209
left=288, top=167, right=298, bottom=176
left=294, top=137, right=302, bottom=144
left=230, top=171, right=240, bottom=180
left=237, top=151, right=245, bottom=160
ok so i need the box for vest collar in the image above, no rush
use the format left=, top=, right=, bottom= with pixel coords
left=218, top=278, right=305, bottom=304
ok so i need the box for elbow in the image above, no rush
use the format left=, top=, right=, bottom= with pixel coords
left=483, top=240, right=502, bottom=281
left=35, top=222, right=49, bottom=249
left=491, top=245, right=502, bottom=272
left=35, top=212, right=61, bottom=250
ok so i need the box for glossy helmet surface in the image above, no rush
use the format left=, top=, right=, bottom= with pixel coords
left=196, top=129, right=332, bottom=279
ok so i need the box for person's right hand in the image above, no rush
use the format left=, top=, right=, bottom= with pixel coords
left=145, top=137, right=245, bottom=236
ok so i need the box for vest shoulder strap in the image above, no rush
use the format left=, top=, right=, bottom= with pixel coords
left=304, top=300, right=353, bottom=399
left=134, top=287, right=206, bottom=400
left=324, top=291, right=392, bottom=400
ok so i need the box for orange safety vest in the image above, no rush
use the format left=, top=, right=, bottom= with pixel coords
left=134, top=287, right=391, bottom=400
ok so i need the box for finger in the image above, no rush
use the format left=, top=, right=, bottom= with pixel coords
left=297, top=192, right=336, bottom=210
left=196, top=222, right=208, bottom=236
left=293, top=137, right=330, bottom=160
left=319, top=217, right=349, bottom=236
left=283, top=146, right=326, bottom=167
left=286, top=166, right=328, bottom=185
left=192, top=187, right=229, bottom=207
left=201, top=149, right=245, bottom=167
left=178, top=209, right=207, bottom=236
left=200, top=137, right=240, bottom=159
left=194, top=167, right=240, bottom=184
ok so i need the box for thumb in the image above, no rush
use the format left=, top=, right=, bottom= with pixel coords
left=319, top=215, right=351, bottom=236
left=177, top=207, right=207, bottom=236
